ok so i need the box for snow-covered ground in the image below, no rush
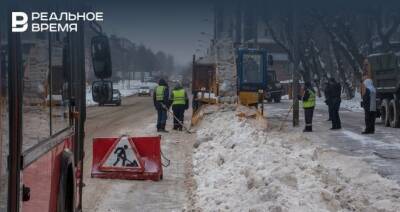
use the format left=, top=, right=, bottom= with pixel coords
left=340, top=92, right=363, bottom=112
left=316, top=92, right=363, bottom=112
left=190, top=106, right=400, bottom=212
left=86, top=80, right=157, bottom=106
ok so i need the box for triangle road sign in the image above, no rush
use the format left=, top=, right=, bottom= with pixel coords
left=98, top=136, right=145, bottom=173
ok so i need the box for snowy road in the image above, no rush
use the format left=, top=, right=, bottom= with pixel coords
left=82, top=95, right=194, bottom=211
left=265, top=99, right=400, bottom=184
left=80, top=96, right=400, bottom=211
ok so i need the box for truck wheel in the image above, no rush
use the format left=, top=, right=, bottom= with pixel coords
left=389, top=99, right=399, bottom=128
left=274, top=96, right=281, bottom=103
left=57, top=150, right=76, bottom=212
left=381, top=99, right=390, bottom=127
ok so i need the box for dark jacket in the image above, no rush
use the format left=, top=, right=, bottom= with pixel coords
left=330, top=82, right=342, bottom=102
left=153, top=81, right=170, bottom=110
left=324, top=84, right=332, bottom=105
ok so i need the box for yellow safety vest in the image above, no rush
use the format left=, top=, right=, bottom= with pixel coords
left=155, top=86, right=166, bottom=101
left=303, top=89, right=316, bottom=109
left=172, top=89, right=185, bottom=105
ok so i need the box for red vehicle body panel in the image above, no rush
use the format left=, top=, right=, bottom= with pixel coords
left=22, top=136, right=78, bottom=212
left=91, top=136, right=163, bottom=181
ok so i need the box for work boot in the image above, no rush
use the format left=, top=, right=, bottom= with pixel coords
left=159, top=124, right=168, bottom=133
left=362, top=130, right=373, bottom=134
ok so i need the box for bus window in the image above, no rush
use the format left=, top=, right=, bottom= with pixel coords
left=0, top=11, right=9, bottom=211
left=50, top=33, right=70, bottom=134
left=21, top=31, right=51, bottom=151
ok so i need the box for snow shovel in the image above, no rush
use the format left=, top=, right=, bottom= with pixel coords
left=161, top=103, right=193, bottom=134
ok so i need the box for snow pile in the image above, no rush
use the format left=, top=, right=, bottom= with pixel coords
left=281, top=94, right=289, bottom=100
left=340, top=92, right=363, bottom=112
left=113, top=80, right=158, bottom=90
left=191, top=109, right=400, bottom=212
left=86, top=88, right=97, bottom=106
left=316, top=92, right=363, bottom=112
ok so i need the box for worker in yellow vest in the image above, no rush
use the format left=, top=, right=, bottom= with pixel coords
left=170, top=82, right=189, bottom=131
left=153, top=78, right=170, bottom=132
left=302, top=82, right=316, bottom=132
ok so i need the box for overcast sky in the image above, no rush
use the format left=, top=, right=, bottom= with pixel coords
left=89, top=0, right=214, bottom=66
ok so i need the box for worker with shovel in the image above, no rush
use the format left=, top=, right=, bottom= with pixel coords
left=153, top=78, right=170, bottom=132
left=170, top=82, right=189, bottom=131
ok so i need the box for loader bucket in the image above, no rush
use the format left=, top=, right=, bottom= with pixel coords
left=91, top=136, right=163, bottom=181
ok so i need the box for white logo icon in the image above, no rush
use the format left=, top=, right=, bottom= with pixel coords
left=12, top=12, right=28, bottom=32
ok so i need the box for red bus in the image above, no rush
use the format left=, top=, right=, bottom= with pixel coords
left=0, top=1, right=112, bottom=211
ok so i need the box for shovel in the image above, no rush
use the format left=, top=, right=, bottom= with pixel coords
left=161, top=103, right=193, bottom=134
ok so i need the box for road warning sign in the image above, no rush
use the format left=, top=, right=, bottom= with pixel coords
left=91, top=136, right=163, bottom=181
left=99, top=136, right=144, bottom=173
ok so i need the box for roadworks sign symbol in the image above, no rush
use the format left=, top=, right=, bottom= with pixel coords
left=99, top=136, right=144, bottom=172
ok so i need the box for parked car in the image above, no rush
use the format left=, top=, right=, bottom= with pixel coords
left=99, top=89, right=121, bottom=106
left=138, top=86, right=151, bottom=96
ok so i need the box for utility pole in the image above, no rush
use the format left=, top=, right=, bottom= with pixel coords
left=292, top=0, right=300, bottom=127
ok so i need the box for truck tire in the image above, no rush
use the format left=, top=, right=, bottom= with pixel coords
left=381, top=99, right=390, bottom=127
left=57, top=150, right=76, bottom=212
left=389, top=99, right=399, bottom=128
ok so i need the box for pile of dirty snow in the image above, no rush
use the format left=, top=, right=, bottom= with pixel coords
left=340, top=92, right=363, bottom=112
left=317, top=92, right=363, bottom=112
left=190, top=109, right=400, bottom=212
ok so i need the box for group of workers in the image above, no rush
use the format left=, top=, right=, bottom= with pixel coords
left=153, top=76, right=377, bottom=135
left=301, top=77, right=377, bottom=134
left=153, top=78, right=189, bottom=132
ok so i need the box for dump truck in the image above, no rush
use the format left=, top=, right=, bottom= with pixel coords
left=191, top=55, right=218, bottom=112
left=366, top=52, right=400, bottom=128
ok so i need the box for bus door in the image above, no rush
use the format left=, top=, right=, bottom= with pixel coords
left=1, top=1, right=86, bottom=211
left=2, top=0, right=111, bottom=210
left=0, top=3, right=11, bottom=211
